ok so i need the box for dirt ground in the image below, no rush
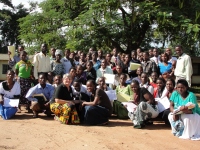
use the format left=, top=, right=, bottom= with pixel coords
left=0, top=106, right=200, bottom=150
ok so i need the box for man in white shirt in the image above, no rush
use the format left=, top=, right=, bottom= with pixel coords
left=150, top=48, right=160, bottom=66
left=165, top=48, right=177, bottom=63
left=33, top=43, right=51, bottom=80
left=174, top=45, right=193, bottom=87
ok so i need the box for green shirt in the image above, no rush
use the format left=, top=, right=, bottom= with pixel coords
left=15, top=61, right=32, bottom=78
left=170, top=91, right=200, bottom=115
left=116, top=84, right=133, bottom=96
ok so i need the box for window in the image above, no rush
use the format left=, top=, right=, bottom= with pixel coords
left=2, top=64, right=9, bottom=74
left=192, top=63, right=200, bottom=75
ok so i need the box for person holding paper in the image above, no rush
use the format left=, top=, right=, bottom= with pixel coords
left=154, top=78, right=171, bottom=124
left=113, top=73, right=133, bottom=119
left=128, top=50, right=141, bottom=78
left=129, top=80, right=159, bottom=129
left=113, top=64, right=129, bottom=88
left=96, top=59, right=113, bottom=83
left=26, top=73, right=55, bottom=118
left=81, top=80, right=112, bottom=125
left=8, top=45, right=25, bottom=69
left=140, top=73, right=154, bottom=95
left=0, top=70, right=21, bottom=120
left=168, top=79, right=200, bottom=140
left=97, top=77, right=112, bottom=91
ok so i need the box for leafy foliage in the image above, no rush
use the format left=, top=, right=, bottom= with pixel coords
left=18, top=0, right=200, bottom=55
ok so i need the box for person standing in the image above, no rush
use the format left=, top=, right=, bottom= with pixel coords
left=15, top=51, right=34, bottom=111
left=33, top=43, right=51, bottom=80
left=142, top=52, right=157, bottom=77
left=61, top=49, right=75, bottom=74
left=174, top=45, right=193, bottom=87
left=8, top=45, right=25, bottom=69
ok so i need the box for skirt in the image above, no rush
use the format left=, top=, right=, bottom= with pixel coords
left=50, top=103, right=80, bottom=124
left=19, top=77, right=32, bottom=104
left=168, top=112, right=200, bottom=140
left=83, top=105, right=110, bottom=125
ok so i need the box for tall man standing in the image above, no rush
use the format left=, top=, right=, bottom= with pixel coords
left=33, top=43, right=51, bottom=80
left=174, top=45, right=193, bottom=87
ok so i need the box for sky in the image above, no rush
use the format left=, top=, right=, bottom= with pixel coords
left=0, top=0, right=43, bottom=8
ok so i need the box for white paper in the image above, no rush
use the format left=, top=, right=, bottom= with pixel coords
left=104, top=74, right=115, bottom=84
left=155, top=97, right=170, bottom=113
left=3, top=97, right=19, bottom=107
left=105, top=90, right=117, bottom=101
left=122, top=102, right=137, bottom=113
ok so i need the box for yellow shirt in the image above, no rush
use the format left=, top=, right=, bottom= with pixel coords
left=33, top=52, right=51, bottom=79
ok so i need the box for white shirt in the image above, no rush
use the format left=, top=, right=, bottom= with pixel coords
left=61, top=57, right=72, bottom=74
left=168, top=56, right=177, bottom=63
left=96, top=67, right=113, bottom=83
left=174, top=53, right=193, bottom=86
left=140, top=83, right=154, bottom=95
left=33, top=52, right=51, bottom=79
left=0, top=82, right=21, bottom=98
left=150, top=56, right=160, bottom=65
left=71, top=84, right=90, bottom=96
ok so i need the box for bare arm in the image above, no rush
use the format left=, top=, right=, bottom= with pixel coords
left=82, top=96, right=99, bottom=106
left=143, top=92, right=155, bottom=105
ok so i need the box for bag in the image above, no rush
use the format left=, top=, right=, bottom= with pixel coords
left=0, top=104, right=17, bottom=120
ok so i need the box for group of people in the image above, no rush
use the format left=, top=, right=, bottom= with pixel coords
left=0, top=44, right=200, bottom=140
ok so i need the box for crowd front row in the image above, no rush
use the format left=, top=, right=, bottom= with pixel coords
left=0, top=70, right=200, bottom=141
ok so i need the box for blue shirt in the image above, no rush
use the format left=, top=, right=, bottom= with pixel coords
left=158, top=62, right=172, bottom=74
left=26, top=83, right=55, bottom=101
left=93, top=60, right=101, bottom=71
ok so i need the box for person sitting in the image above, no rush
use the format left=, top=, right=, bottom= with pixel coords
left=130, top=66, right=143, bottom=84
left=52, top=75, right=62, bottom=89
left=75, top=65, right=87, bottom=85
left=154, top=78, right=171, bottom=124
left=91, top=51, right=101, bottom=71
left=0, top=70, right=21, bottom=119
left=129, top=80, right=159, bottom=129
left=113, top=64, right=129, bottom=89
left=85, top=61, right=96, bottom=81
left=81, top=80, right=112, bottom=125
left=97, top=77, right=112, bottom=91
left=96, top=59, right=113, bottom=82
left=26, top=73, right=55, bottom=118
left=50, top=74, right=81, bottom=124
left=72, top=80, right=90, bottom=122
left=168, top=79, right=200, bottom=140
left=113, top=73, right=133, bottom=119
left=140, top=73, right=154, bottom=95
left=69, top=67, right=76, bottom=85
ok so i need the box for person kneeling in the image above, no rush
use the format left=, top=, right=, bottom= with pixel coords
left=81, top=80, right=112, bottom=125
left=26, top=73, right=55, bottom=118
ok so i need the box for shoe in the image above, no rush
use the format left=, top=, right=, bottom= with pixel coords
left=134, top=121, right=145, bottom=129
left=144, top=120, right=153, bottom=125
left=33, top=111, right=38, bottom=118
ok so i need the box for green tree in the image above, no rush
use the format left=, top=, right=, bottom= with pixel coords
left=19, top=0, right=200, bottom=55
